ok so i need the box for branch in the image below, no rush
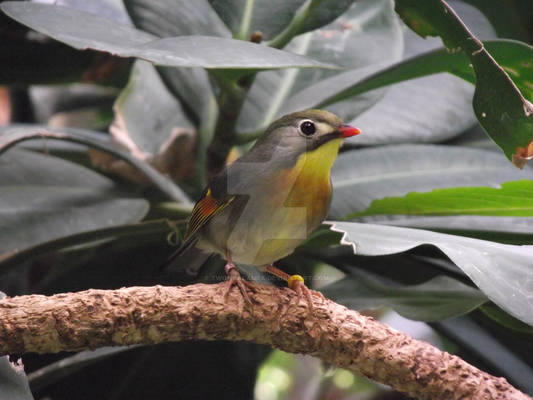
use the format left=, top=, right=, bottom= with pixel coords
left=0, top=283, right=529, bottom=400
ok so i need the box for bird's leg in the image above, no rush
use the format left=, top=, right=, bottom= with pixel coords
left=222, top=251, right=255, bottom=306
left=265, top=265, right=319, bottom=313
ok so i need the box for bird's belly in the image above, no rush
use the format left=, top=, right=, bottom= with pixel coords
left=198, top=181, right=331, bottom=266
left=227, top=206, right=310, bottom=265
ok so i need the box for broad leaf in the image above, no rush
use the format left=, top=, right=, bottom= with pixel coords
left=292, top=39, right=532, bottom=119
left=480, top=303, right=533, bottom=334
left=0, top=149, right=148, bottom=255
left=124, top=0, right=229, bottom=39
left=209, top=0, right=304, bottom=40
left=352, top=180, right=533, bottom=218
left=330, top=144, right=533, bottom=225
left=0, top=294, right=33, bottom=399
left=289, top=1, right=495, bottom=145
left=327, top=221, right=533, bottom=326
left=237, top=0, right=403, bottom=133
left=0, top=357, right=34, bottom=400
left=1, top=2, right=336, bottom=71
left=0, top=125, right=190, bottom=203
left=435, top=316, right=533, bottom=393
left=113, top=60, right=193, bottom=155
left=395, top=0, right=533, bottom=167
left=29, top=346, right=137, bottom=392
left=0, top=220, right=174, bottom=275
left=123, top=0, right=223, bottom=121
left=321, top=270, right=487, bottom=322
left=208, top=0, right=353, bottom=42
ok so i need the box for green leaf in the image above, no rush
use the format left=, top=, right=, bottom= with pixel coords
left=327, top=221, right=533, bottom=326
left=123, top=0, right=222, bottom=121
left=289, top=3, right=507, bottom=145
left=0, top=125, right=190, bottom=203
left=211, top=0, right=353, bottom=42
left=352, top=180, right=533, bottom=218
left=480, top=303, right=533, bottom=334
left=322, top=270, right=487, bottom=322
left=124, top=0, right=230, bottom=39
left=330, top=144, right=533, bottom=219
left=300, top=0, right=355, bottom=35
left=0, top=149, right=148, bottom=257
left=435, top=316, right=533, bottom=393
left=237, top=0, right=403, bottom=133
left=0, top=220, right=174, bottom=275
left=267, top=0, right=356, bottom=50
left=209, top=0, right=303, bottom=40
left=395, top=0, right=533, bottom=167
left=113, top=61, right=193, bottom=155
left=295, top=39, right=532, bottom=114
left=0, top=291, right=34, bottom=399
left=28, top=346, right=137, bottom=392
left=0, top=356, right=34, bottom=400
left=1, top=2, right=336, bottom=71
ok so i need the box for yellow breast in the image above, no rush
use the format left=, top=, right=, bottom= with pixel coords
left=279, top=138, right=342, bottom=229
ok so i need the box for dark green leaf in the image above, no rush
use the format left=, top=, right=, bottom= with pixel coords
left=395, top=0, right=533, bottom=167
left=1, top=2, right=336, bottom=71
left=124, top=0, right=229, bottom=38
left=0, top=357, right=34, bottom=400
left=289, top=4, right=511, bottom=145
left=480, top=303, right=533, bottom=334
left=237, top=0, right=402, bottom=133
left=123, top=0, right=222, bottom=121
left=28, top=346, right=137, bottom=392
left=113, top=61, right=193, bottom=155
left=327, top=221, right=533, bottom=326
left=322, top=270, right=487, bottom=321
left=0, top=125, right=190, bottom=203
left=0, top=220, right=174, bottom=275
left=0, top=290, right=33, bottom=399
left=209, top=0, right=304, bottom=40
left=435, top=316, right=533, bottom=393
left=296, top=40, right=532, bottom=113
left=300, top=0, right=355, bottom=34
left=0, top=149, right=148, bottom=255
left=330, top=144, right=533, bottom=219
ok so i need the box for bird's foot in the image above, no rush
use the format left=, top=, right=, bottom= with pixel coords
left=287, top=274, right=319, bottom=314
left=222, top=263, right=255, bottom=308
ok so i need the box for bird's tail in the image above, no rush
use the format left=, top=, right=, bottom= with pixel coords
left=159, top=237, right=212, bottom=276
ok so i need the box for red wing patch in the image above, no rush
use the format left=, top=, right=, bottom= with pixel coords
left=184, top=188, right=234, bottom=241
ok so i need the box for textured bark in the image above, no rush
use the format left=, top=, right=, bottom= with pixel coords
left=0, top=283, right=529, bottom=400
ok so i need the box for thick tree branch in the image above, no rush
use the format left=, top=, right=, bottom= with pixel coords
left=0, top=283, right=529, bottom=400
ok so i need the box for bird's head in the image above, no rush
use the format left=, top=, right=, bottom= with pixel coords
left=244, top=109, right=361, bottom=167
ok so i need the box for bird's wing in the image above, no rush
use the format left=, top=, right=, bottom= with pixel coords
left=160, top=186, right=234, bottom=271
left=184, top=186, right=235, bottom=241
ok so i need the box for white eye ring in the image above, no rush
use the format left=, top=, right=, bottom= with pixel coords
left=298, top=119, right=316, bottom=136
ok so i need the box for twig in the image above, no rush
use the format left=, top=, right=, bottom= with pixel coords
left=0, top=283, right=529, bottom=400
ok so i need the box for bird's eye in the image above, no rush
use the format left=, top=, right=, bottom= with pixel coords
left=299, top=120, right=316, bottom=136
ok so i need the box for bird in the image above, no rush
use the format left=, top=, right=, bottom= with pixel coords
left=167, top=109, right=361, bottom=307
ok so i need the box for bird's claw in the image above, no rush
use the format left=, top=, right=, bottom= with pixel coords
left=222, top=264, right=255, bottom=309
left=288, top=275, right=322, bottom=314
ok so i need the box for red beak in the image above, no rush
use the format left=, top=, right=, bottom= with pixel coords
left=338, top=124, right=361, bottom=138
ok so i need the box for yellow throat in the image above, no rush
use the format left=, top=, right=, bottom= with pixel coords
left=282, top=137, right=342, bottom=207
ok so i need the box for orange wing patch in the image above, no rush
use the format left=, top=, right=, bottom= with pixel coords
left=184, top=188, right=234, bottom=241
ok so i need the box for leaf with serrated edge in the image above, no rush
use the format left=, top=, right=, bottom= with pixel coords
left=327, top=221, right=533, bottom=326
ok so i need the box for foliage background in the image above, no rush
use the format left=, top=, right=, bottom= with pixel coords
left=0, top=0, right=532, bottom=399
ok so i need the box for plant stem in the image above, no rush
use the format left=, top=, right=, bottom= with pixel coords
left=267, top=0, right=325, bottom=49
left=206, top=72, right=251, bottom=178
